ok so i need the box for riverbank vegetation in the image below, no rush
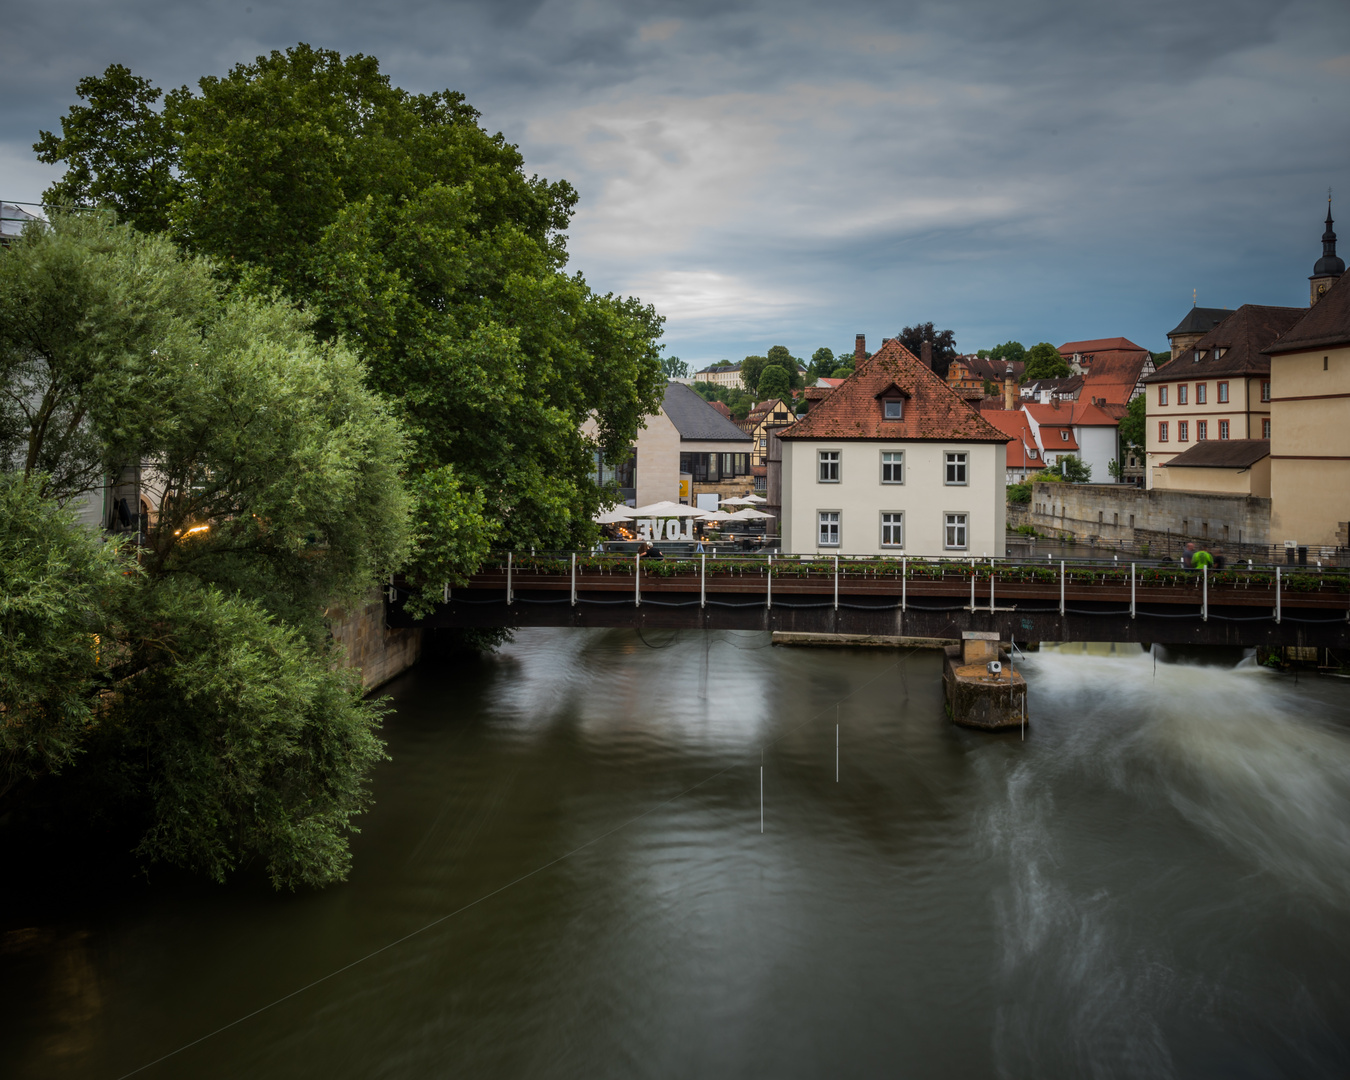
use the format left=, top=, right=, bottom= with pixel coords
left=2, top=45, right=666, bottom=888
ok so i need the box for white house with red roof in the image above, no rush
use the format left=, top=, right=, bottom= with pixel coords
left=777, top=337, right=1010, bottom=557
left=1021, top=399, right=1119, bottom=480
left=983, top=410, right=1044, bottom=482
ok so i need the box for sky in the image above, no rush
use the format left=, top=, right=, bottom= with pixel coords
left=3, top=0, right=1349, bottom=369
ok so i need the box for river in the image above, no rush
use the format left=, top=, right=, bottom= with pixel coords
left=3, top=630, right=1350, bottom=1078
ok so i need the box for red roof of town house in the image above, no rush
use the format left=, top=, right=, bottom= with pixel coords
left=1059, top=336, right=1147, bottom=360
left=1038, top=425, right=1079, bottom=451
left=778, top=338, right=1009, bottom=442
left=1022, top=400, right=1118, bottom=429
left=815, top=377, right=847, bottom=389
left=983, top=409, right=1043, bottom=469
left=709, top=400, right=732, bottom=419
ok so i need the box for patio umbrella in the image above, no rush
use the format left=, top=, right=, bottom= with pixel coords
left=594, top=507, right=636, bottom=524
left=697, top=509, right=735, bottom=522
left=631, top=500, right=708, bottom=517
left=727, top=508, right=776, bottom=520
left=741, top=493, right=768, bottom=504
left=719, top=496, right=750, bottom=507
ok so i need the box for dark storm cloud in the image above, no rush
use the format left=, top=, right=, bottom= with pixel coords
left=4, top=0, right=1348, bottom=363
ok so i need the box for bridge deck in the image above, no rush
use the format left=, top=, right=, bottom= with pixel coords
left=390, top=555, right=1350, bottom=648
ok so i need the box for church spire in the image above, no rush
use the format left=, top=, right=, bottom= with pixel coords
left=1310, top=193, right=1344, bottom=306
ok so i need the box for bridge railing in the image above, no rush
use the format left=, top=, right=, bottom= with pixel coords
left=470, top=549, right=1350, bottom=587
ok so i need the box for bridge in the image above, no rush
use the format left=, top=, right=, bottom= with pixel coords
left=389, top=553, right=1350, bottom=649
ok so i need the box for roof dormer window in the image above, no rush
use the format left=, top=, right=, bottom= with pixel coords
left=1060, top=430, right=1069, bottom=441
left=884, top=399, right=903, bottom=419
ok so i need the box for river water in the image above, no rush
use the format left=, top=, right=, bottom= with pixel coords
left=3, top=631, right=1350, bottom=1078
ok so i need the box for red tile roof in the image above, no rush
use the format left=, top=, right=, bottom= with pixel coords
left=1059, top=336, right=1147, bottom=356
left=1038, top=425, right=1079, bottom=451
left=983, top=410, right=1043, bottom=468
left=778, top=338, right=1009, bottom=442
left=709, top=400, right=732, bottom=418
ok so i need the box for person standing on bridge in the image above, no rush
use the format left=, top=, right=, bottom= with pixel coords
left=1192, top=547, right=1214, bottom=571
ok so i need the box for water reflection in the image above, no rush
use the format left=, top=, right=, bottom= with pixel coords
left=1, top=630, right=1348, bottom=1078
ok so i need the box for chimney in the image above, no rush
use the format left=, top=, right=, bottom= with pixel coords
left=1003, top=365, right=1016, bottom=411
left=855, top=333, right=866, bottom=363
left=921, top=338, right=932, bottom=369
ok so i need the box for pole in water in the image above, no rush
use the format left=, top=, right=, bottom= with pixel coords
left=836, top=723, right=840, bottom=782
left=760, top=764, right=764, bottom=834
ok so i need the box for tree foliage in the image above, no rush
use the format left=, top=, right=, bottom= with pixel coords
left=0, top=218, right=409, bottom=888
left=36, top=45, right=667, bottom=576
left=756, top=364, right=791, bottom=400
left=978, top=340, right=1027, bottom=366
left=1025, top=342, right=1070, bottom=381
left=661, top=355, right=689, bottom=379
left=807, top=347, right=835, bottom=382
left=1117, top=392, right=1147, bottom=459
left=897, top=322, right=958, bottom=378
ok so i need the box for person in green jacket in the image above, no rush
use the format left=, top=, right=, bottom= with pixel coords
left=1192, top=548, right=1214, bottom=570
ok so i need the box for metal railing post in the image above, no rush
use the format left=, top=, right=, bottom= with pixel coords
left=635, top=552, right=641, bottom=607
left=901, top=556, right=907, bottom=612
left=1130, top=562, right=1135, bottom=619
left=1202, top=564, right=1208, bottom=621
left=834, top=555, right=839, bottom=611
left=970, top=569, right=975, bottom=612
left=1059, top=560, right=1065, bottom=616
left=701, top=553, right=706, bottom=608
left=767, top=554, right=772, bottom=609
left=1275, top=565, right=1281, bottom=624
left=506, top=552, right=513, bottom=605
left=990, top=568, right=995, bottom=612
left=571, top=552, right=577, bottom=606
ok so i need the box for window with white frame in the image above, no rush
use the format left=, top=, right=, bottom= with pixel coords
left=1197, top=420, right=1207, bottom=440
left=945, top=452, right=968, bottom=485
left=1196, top=383, right=1207, bottom=404
left=1261, top=381, right=1271, bottom=402
left=1219, top=420, right=1229, bottom=439
left=1178, top=384, right=1188, bottom=405
left=944, top=513, right=968, bottom=550
left=1218, top=381, right=1229, bottom=403
left=1178, top=420, right=1189, bottom=441
left=881, top=512, right=903, bottom=547
left=1158, top=421, right=1169, bottom=442
left=881, top=451, right=904, bottom=483
left=1262, top=417, right=1271, bottom=438
left=818, top=450, right=840, bottom=482
left=818, top=511, right=840, bottom=547
left=1158, top=385, right=1169, bottom=405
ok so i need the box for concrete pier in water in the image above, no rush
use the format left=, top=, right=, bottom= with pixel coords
left=943, top=631, right=1029, bottom=731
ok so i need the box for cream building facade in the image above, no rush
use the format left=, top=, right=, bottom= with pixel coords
left=1265, top=258, right=1349, bottom=548
left=1140, top=304, right=1300, bottom=490
left=778, top=338, right=1008, bottom=558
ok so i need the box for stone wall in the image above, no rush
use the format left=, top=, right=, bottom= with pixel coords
left=330, top=595, right=423, bottom=691
left=1027, top=482, right=1271, bottom=546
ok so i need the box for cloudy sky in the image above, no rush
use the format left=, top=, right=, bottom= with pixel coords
left=4, top=0, right=1349, bottom=367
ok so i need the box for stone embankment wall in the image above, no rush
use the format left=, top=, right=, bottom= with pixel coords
left=1026, top=482, right=1271, bottom=547
left=329, top=595, right=422, bottom=691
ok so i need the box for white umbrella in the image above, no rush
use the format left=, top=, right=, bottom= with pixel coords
left=698, top=509, right=735, bottom=522
left=719, top=496, right=750, bottom=507
left=632, top=500, right=708, bottom=518
left=594, top=507, right=636, bottom=524
left=741, top=493, right=768, bottom=504
left=727, top=507, right=776, bottom=520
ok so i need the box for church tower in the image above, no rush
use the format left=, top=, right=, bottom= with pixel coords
left=1310, top=199, right=1345, bottom=306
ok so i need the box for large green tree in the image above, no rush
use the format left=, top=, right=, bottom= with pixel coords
left=1025, top=342, right=1071, bottom=380
left=35, top=45, right=666, bottom=580
left=0, top=218, right=406, bottom=887
left=1117, top=392, right=1147, bottom=461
